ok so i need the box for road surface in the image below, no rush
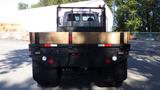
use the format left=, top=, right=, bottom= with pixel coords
left=0, top=39, right=160, bottom=90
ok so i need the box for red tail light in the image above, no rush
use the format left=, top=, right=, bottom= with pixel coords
left=44, top=44, right=51, bottom=47
left=105, top=58, right=111, bottom=64
left=104, top=44, right=112, bottom=47
left=43, top=44, right=57, bottom=47
left=47, top=58, right=55, bottom=65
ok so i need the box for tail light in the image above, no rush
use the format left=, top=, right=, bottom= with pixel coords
left=47, top=58, right=55, bottom=65
left=98, top=44, right=112, bottom=47
left=43, top=44, right=57, bottom=48
left=105, top=58, right=111, bottom=64
left=104, top=44, right=112, bottom=47
left=44, top=44, right=51, bottom=47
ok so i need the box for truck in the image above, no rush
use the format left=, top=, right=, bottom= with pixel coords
left=29, top=5, right=130, bottom=87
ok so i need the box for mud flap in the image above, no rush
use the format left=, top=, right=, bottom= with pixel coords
left=94, top=60, right=127, bottom=87
left=32, top=59, right=60, bottom=87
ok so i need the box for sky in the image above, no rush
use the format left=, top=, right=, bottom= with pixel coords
left=0, top=0, right=39, bottom=14
left=0, top=0, right=113, bottom=32
left=0, top=0, right=39, bottom=11
left=0, top=0, right=39, bottom=23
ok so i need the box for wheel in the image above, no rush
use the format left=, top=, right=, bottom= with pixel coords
left=95, top=80, right=123, bottom=87
left=32, top=60, right=60, bottom=87
left=113, top=81, right=123, bottom=87
left=95, top=80, right=113, bottom=87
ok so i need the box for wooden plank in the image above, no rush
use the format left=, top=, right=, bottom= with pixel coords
left=124, top=32, right=130, bottom=44
left=39, top=32, right=69, bottom=44
left=31, top=32, right=130, bottom=44
left=29, top=32, right=35, bottom=44
left=72, top=32, right=129, bottom=44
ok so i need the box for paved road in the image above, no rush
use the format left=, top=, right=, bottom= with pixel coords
left=0, top=39, right=160, bottom=90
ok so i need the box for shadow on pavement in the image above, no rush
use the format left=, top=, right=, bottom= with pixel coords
left=0, top=49, right=37, bottom=90
left=122, top=40, right=160, bottom=90
left=0, top=49, right=31, bottom=75
left=59, top=73, right=93, bottom=90
left=0, top=40, right=160, bottom=90
left=0, top=78, right=36, bottom=90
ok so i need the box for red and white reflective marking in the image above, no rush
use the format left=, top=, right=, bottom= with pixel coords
left=98, top=44, right=112, bottom=47
left=44, top=44, right=58, bottom=47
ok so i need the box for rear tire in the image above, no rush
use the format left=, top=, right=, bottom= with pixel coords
left=114, top=81, right=123, bottom=87
left=95, top=80, right=123, bottom=87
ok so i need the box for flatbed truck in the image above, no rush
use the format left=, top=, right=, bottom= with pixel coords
left=29, top=6, right=130, bottom=87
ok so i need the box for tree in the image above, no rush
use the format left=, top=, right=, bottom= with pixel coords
left=112, top=0, right=142, bottom=32
left=154, top=0, right=160, bottom=32
left=31, top=0, right=86, bottom=8
left=137, top=0, right=160, bottom=32
left=18, top=2, right=28, bottom=10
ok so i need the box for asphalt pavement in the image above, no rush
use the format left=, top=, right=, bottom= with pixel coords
left=0, top=39, right=160, bottom=90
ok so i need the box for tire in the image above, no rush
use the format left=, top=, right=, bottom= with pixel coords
left=95, top=80, right=123, bottom=87
left=32, top=60, right=59, bottom=87
left=95, top=80, right=113, bottom=87
left=114, top=81, right=123, bottom=87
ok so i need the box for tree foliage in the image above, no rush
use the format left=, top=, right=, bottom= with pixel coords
left=106, top=0, right=160, bottom=32
left=18, top=2, right=28, bottom=10
left=31, top=0, right=85, bottom=8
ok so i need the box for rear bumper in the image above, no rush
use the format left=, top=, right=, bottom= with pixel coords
left=29, top=44, right=130, bottom=49
left=29, top=44, right=130, bottom=68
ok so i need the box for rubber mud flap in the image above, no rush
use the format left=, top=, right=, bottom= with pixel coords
left=114, top=60, right=127, bottom=81
left=32, top=61, right=60, bottom=87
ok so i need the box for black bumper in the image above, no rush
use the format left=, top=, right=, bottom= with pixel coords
left=29, top=44, right=130, bottom=68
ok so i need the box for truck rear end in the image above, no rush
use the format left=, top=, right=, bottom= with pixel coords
left=29, top=6, right=130, bottom=87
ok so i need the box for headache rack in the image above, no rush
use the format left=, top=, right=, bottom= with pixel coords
left=56, top=6, right=106, bottom=32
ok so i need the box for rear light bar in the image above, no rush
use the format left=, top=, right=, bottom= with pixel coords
left=43, top=44, right=58, bottom=47
left=98, top=44, right=112, bottom=47
left=43, top=44, right=112, bottom=48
